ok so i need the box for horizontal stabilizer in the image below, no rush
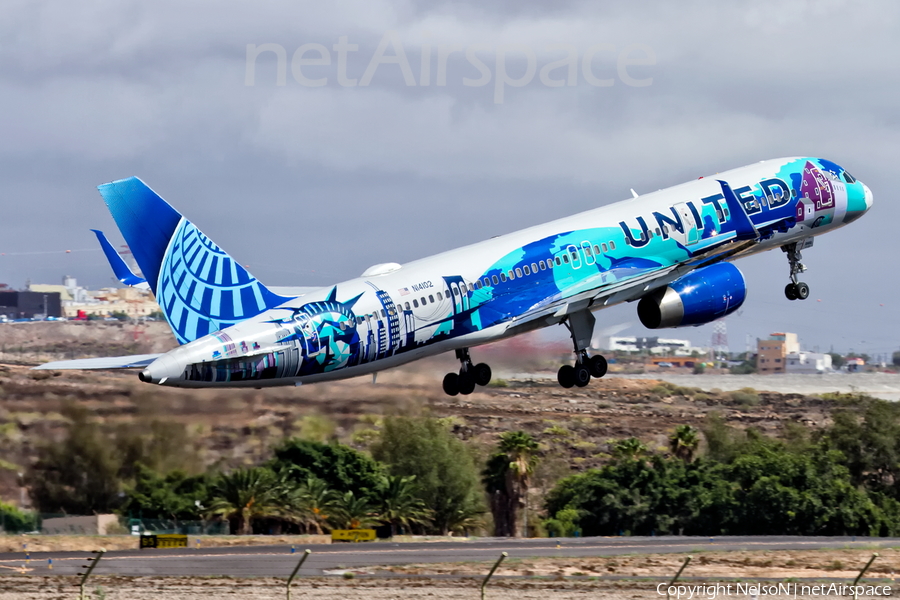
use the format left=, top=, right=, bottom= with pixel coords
left=91, top=229, right=148, bottom=288
left=33, top=354, right=162, bottom=370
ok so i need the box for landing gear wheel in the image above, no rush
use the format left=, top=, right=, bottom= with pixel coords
left=784, top=283, right=798, bottom=301
left=795, top=281, right=810, bottom=300
left=442, top=372, right=459, bottom=396
left=573, top=364, right=591, bottom=387
left=588, top=355, right=608, bottom=378
left=457, top=370, right=476, bottom=395
left=557, top=364, right=576, bottom=389
left=473, top=363, right=492, bottom=386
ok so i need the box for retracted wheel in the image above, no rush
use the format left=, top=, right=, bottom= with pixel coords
left=573, top=364, right=591, bottom=387
left=557, top=364, right=576, bottom=389
left=442, top=372, right=459, bottom=396
left=473, top=363, right=492, bottom=386
left=457, top=370, right=476, bottom=395
left=588, top=355, right=608, bottom=378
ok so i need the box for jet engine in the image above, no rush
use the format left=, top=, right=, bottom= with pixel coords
left=637, top=263, right=747, bottom=329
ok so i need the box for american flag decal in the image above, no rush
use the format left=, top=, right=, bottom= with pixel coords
left=398, top=287, right=409, bottom=296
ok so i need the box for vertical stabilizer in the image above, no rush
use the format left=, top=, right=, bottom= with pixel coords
left=97, top=177, right=292, bottom=344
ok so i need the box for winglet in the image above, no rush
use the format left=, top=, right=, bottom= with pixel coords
left=91, top=229, right=148, bottom=288
left=717, top=180, right=758, bottom=241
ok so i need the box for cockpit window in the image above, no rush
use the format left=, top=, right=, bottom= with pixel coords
left=843, top=171, right=857, bottom=184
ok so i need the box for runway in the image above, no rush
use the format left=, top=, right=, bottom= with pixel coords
left=2, top=536, right=898, bottom=578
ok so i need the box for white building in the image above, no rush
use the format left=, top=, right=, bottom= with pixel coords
left=785, top=351, right=832, bottom=374
left=597, top=335, right=707, bottom=356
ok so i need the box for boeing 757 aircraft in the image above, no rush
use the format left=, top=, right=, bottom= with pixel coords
left=37, top=158, right=872, bottom=395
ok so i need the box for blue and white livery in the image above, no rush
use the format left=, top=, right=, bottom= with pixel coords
left=38, top=158, right=873, bottom=394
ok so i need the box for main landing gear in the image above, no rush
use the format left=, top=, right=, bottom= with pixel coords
left=442, top=348, right=492, bottom=396
left=782, top=242, right=810, bottom=301
left=557, top=310, right=607, bottom=389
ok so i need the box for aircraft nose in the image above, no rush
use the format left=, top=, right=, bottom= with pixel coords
left=863, top=182, right=874, bottom=210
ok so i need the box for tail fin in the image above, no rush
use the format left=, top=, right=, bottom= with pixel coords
left=98, top=177, right=293, bottom=344
left=91, top=229, right=148, bottom=288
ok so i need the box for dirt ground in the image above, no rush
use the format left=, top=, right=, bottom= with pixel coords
left=1, top=547, right=897, bottom=599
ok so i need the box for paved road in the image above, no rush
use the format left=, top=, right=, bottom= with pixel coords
left=2, top=536, right=898, bottom=577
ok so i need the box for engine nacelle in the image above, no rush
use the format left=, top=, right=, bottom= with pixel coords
left=637, top=263, right=747, bottom=329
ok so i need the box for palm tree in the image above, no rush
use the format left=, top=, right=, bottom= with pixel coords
left=206, top=467, right=289, bottom=535
left=613, top=437, right=648, bottom=460
left=376, top=475, right=432, bottom=536
left=669, top=425, right=700, bottom=462
left=330, top=490, right=378, bottom=530
left=499, top=431, right=539, bottom=537
left=290, top=476, right=340, bottom=534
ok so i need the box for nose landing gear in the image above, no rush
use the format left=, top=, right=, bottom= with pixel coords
left=556, top=310, right=607, bottom=389
left=442, top=348, right=492, bottom=396
left=782, top=242, right=810, bottom=301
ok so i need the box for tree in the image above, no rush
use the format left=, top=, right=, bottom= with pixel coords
left=374, top=475, right=432, bottom=536
left=330, top=490, right=378, bottom=530
left=26, top=404, right=123, bottom=514
left=206, top=467, right=290, bottom=535
left=669, top=425, right=700, bottom=462
left=269, top=439, right=384, bottom=500
left=371, top=416, right=484, bottom=535
left=483, top=431, right=539, bottom=537
left=120, top=465, right=210, bottom=522
left=290, top=476, right=340, bottom=534
left=612, top=437, right=648, bottom=460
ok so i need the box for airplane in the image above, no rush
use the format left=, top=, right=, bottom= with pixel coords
left=36, top=157, right=873, bottom=394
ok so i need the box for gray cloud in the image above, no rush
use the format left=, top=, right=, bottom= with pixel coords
left=1, top=0, right=897, bottom=356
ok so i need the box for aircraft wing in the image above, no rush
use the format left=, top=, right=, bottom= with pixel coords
left=33, top=354, right=163, bottom=370
left=509, top=262, right=686, bottom=330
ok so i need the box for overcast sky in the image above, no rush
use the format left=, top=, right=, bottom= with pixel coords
left=1, top=0, right=898, bottom=357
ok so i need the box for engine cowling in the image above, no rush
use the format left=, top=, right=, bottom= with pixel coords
left=637, top=263, right=747, bottom=329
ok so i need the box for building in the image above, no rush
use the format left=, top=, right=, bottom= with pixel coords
left=29, top=277, right=160, bottom=319
left=785, top=351, right=832, bottom=374
left=757, top=332, right=800, bottom=374
left=598, top=335, right=706, bottom=356
left=0, top=291, right=62, bottom=319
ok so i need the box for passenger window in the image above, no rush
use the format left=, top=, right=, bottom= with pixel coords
left=555, top=257, right=561, bottom=266
left=539, top=260, right=546, bottom=270
left=404, top=302, right=410, bottom=310
left=531, top=262, right=537, bottom=272
left=570, top=251, right=578, bottom=260
left=421, top=297, right=427, bottom=305
left=428, top=295, right=434, bottom=303
left=381, top=309, right=386, bottom=318
left=468, top=283, right=474, bottom=292
left=500, top=273, right=507, bottom=282
left=523, top=265, right=531, bottom=276
left=413, top=299, right=419, bottom=308
left=453, top=287, right=459, bottom=296
left=563, top=255, right=569, bottom=264
left=484, top=277, right=491, bottom=287
left=584, top=246, right=592, bottom=257
left=436, top=291, right=442, bottom=300
left=655, top=228, right=661, bottom=236
left=602, top=243, right=608, bottom=252
left=609, top=241, right=616, bottom=250
left=474, top=281, right=481, bottom=290
left=492, top=275, right=499, bottom=285
left=508, top=270, right=515, bottom=280
left=593, top=245, right=601, bottom=255
left=723, top=208, right=730, bottom=217
left=515, top=267, right=523, bottom=277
